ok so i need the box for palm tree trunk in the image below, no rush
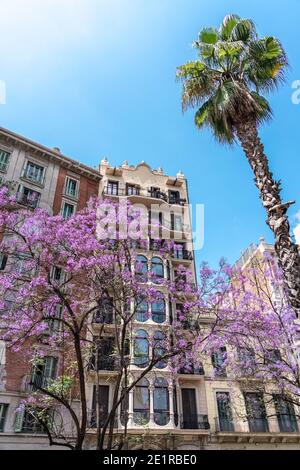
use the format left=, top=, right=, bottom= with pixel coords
left=235, top=121, right=300, bottom=318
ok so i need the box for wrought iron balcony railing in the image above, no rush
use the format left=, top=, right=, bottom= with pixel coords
left=173, top=250, right=193, bottom=261
left=103, top=186, right=186, bottom=205
left=180, top=414, right=210, bottom=430
left=92, top=310, right=113, bottom=324
left=22, top=374, right=53, bottom=392
left=16, top=192, right=40, bottom=209
left=90, top=357, right=116, bottom=372
left=215, top=416, right=299, bottom=433
left=178, top=364, right=205, bottom=375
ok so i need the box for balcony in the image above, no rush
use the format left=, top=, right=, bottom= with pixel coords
left=173, top=250, right=193, bottom=261
left=214, top=416, right=300, bottom=436
left=180, top=414, right=210, bottom=430
left=178, top=364, right=204, bottom=375
left=103, top=186, right=186, bottom=205
left=16, top=192, right=40, bottom=209
left=88, top=409, right=118, bottom=429
left=90, top=357, right=116, bottom=372
left=92, top=310, right=113, bottom=325
left=22, top=374, right=52, bottom=392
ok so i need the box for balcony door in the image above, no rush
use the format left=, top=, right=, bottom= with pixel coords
left=91, top=385, right=109, bottom=428
left=244, top=392, right=269, bottom=432
left=181, top=388, right=197, bottom=429
left=107, top=181, right=119, bottom=196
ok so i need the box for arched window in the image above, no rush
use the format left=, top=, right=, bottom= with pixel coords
left=153, top=331, right=167, bottom=369
left=151, top=299, right=166, bottom=323
left=133, top=378, right=150, bottom=425
left=154, top=378, right=170, bottom=426
left=151, top=257, right=164, bottom=283
left=134, top=330, right=149, bottom=368
left=136, top=298, right=149, bottom=322
left=135, top=255, right=148, bottom=281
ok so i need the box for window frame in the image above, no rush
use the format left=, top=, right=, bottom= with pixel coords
left=133, top=378, right=150, bottom=425
left=64, top=176, right=79, bottom=199
left=151, top=257, right=164, bottom=283
left=17, top=185, right=41, bottom=208
left=154, top=378, right=170, bottom=426
left=22, top=160, right=45, bottom=185
left=133, top=329, right=149, bottom=368
left=0, top=404, right=8, bottom=432
left=151, top=299, right=166, bottom=324
left=0, top=150, right=10, bottom=173
left=107, top=180, right=119, bottom=196
left=61, top=201, right=75, bottom=219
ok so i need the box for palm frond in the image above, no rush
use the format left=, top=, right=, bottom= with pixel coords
left=177, top=14, right=288, bottom=142
left=230, top=19, right=257, bottom=43
left=220, top=14, right=241, bottom=40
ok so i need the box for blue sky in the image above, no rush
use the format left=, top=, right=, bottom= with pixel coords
left=1, top=0, right=300, bottom=268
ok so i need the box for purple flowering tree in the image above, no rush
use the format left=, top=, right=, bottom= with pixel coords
left=198, top=257, right=300, bottom=425
left=0, top=185, right=222, bottom=450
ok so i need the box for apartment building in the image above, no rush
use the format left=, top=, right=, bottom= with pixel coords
left=0, top=128, right=101, bottom=449
left=82, top=159, right=210, bottom=451
left=0, top=128, right=299, bottom=450
left=203, top=238, right=300, bottom=450
left=83, top=163, right=300, bottom=451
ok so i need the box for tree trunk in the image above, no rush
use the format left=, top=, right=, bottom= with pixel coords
left=74, top=331, right=87, bottom=450
left=235, top=121, right=300, bottom=318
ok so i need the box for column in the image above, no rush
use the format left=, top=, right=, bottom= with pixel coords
left=149, top=378, right=155, bottom=426
left=175, top=379, right=181, bottom=429
left=168, top=382, right=175, bottom=427
left=163, top=260, right=168, bottom=280
left=128, top=386, right=134, bottom=428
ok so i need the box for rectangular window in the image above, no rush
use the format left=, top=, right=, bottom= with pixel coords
left=173, top=215, right=183, bottom=232
left=31, top=356, right=58, bottom=390
left=244, top=392, right=269, bottom=432
left=126, top=184, right=139, bottom=196
left=174, top=243, right=185, bottom=260
left=216, top=392, right=234, bottom=432
left=0, top=404, right=8, bottom=432
left=237, top=347, right=256, bottom=375
left=61, top=202, right=75, bottom=219
left=23, top=161, right=45, bottom=184
left=273, top=395, right=298, bottom=432
left=93, top=297, right=114, bottom=324
left=107, top=181, right=119, bottom=196
left=169, top=190, right=180, bottom=205
left=51, top=266, right=63, bottom=283
left=264, top=349, right=281, bottom=365
left=90, top=385, right=109, bottom=428
left=65, top=177, right=79, bottom=198
left=14, top=254, right=33, bottom=277
left=181, top=388, right=198, bottom=429
left=15, top=408, right=52, bottom=434
left=45, top=305, right=63, bottom=336
left=17, top=186, right=41, bottom=208
left=0, top=150, right=10, bottom=173
left=92, top=337, right=114, bottom=371
left=212, top=347, right=227, bottom=377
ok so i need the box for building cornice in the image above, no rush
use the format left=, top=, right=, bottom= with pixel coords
left=0, top=127, right=102, bottom=181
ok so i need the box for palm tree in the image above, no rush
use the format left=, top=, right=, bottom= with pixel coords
left=177, top=14, right=300, bottom=317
